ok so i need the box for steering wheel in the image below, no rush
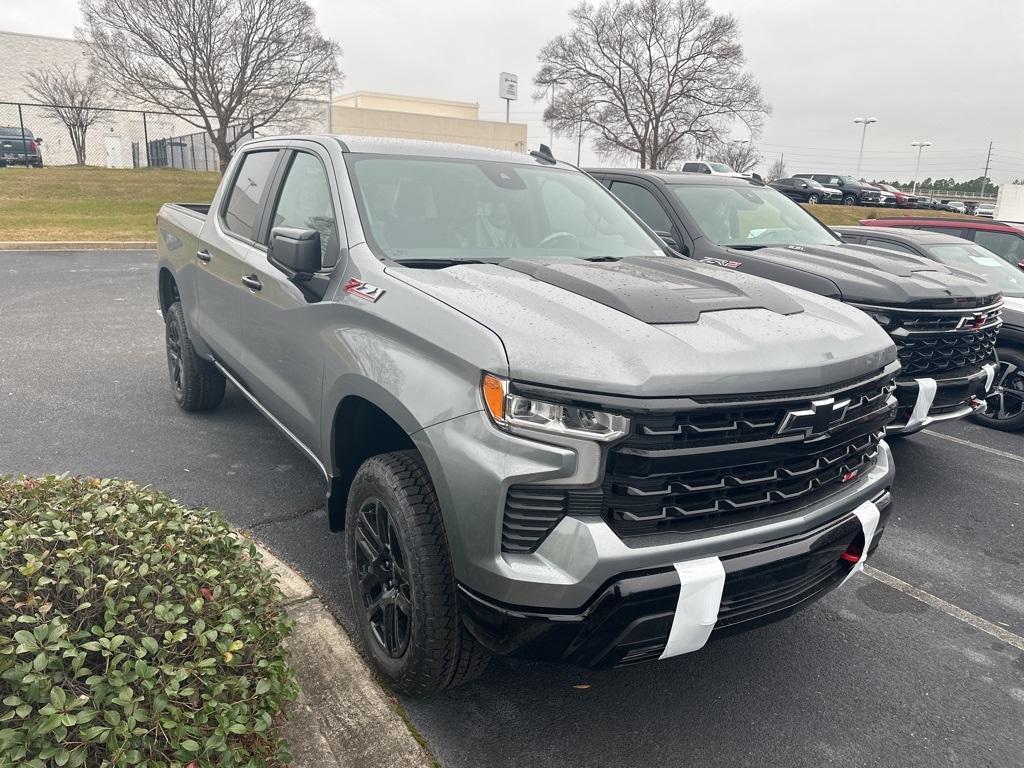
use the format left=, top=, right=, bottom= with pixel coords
left=538, top=231, right=580, bottom=249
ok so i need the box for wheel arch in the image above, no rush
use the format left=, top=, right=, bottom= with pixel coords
left=158, top=267, right=179, bottom=316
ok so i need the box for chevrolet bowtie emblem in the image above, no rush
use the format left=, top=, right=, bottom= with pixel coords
left=777, top=396, right=851, bottom=440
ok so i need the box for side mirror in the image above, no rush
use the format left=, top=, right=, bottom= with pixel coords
left=269, top=226, right=321, bottom=277
left=701, top=166, right=712, bottom=174
left=34, top=137, right=42, bottom=144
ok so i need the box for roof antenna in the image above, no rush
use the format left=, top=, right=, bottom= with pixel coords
left=530, top=144, right=556, bottom=164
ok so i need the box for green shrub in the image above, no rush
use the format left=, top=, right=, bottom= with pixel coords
left=0, top=475, right=298, bottom=767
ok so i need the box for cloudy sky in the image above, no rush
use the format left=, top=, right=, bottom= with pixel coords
left=5, top=0, right=1024, bottom=182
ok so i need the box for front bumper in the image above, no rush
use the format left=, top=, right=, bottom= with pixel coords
left=459, top=487, right=893, bottom=668
left=887, top=364, right=995, bottom=435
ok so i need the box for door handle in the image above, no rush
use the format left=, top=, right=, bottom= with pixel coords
left=241, top=274, right=263, bottom=291
left=196, top=249, right=212, bottom=263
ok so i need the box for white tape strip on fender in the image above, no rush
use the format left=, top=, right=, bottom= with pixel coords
left=659, top=557, right=726, bottom=659
left=903, top=377, right=937, bottom=432
left=840, top=499, right=881, bottom=587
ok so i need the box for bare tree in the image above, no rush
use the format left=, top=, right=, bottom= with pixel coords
left=710, top=140, right=760, bottom=174
left=23, top=64, right=107, bottom=165
left=79, top=0, right=341, bottom=170
left=766, top=155, right=787, bottom=182
left=535, top=0, right=769, bottom=169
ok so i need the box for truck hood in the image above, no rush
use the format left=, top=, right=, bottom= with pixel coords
left=388, top=256, right=896, bottom=397
left=727, top=243, right=1001, bottom=308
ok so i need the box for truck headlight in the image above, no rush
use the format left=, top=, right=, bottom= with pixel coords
left=481, top=374, right=630, bottom=442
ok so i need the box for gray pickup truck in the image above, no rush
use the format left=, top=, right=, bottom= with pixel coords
left=157, top=136, right=900, bottom=694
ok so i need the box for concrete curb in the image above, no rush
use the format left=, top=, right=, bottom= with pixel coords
left=0, top=241, right=156, bottom=250
left=250, top=541, right=435, bottom=768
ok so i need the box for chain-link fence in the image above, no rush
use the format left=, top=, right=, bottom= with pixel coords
left=0, top=101, right=251, bottom=171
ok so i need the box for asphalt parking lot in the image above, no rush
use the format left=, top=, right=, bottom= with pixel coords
left=2, top=250, right=1023, bottom=767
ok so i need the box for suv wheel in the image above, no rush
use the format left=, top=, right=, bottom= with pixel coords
left=807, top=193, right=820, bottom=204
left=346, top=451, right=490, bottom=695
left=843, top=194, right=857, bottom=206
left=164, top=302, right=226, bottom=411
left=971, top=350, right=1024, bottom=431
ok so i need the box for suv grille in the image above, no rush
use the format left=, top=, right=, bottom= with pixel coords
left=869, top=304, right=1001, bottom=378
left=501, top=371, right=896, bottom=549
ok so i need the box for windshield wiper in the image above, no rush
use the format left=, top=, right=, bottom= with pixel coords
left=390, top=258, right=490, bottom=269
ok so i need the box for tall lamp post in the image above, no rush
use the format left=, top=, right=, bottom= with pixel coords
left=853, top=117, right=877, bottom=178
left=910, top=141, right=932, bottom=195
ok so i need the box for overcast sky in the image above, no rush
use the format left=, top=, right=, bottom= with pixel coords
left=5, top=0, right=1024, bottom=182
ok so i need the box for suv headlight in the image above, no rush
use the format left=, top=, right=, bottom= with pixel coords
left=481, top=374, right=630, bottom=442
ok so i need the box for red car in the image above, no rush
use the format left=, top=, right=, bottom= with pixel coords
left=871, top=183, right=915, bottom=208
left=861, top=216, right=1024, bottom=271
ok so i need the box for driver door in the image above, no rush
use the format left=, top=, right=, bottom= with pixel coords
left=237, top=146, right=346, bottom=452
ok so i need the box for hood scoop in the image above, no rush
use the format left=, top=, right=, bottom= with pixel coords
left=499, top=256, right=803, bottom=324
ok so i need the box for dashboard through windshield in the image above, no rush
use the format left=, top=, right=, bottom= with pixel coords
left=345, top=154, right=665, bottom=264
left=670, top=184, right=841, bottom=249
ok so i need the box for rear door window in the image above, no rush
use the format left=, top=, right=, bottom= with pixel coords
left=609, top=181, right=672, bottom=233
left=973, top=230, right=1024, bottom=261
left=222, top=150, right=279, bottom=240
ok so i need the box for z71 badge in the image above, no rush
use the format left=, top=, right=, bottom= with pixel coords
left=344, top=278, right=385, bottom=302
left=701, top=257, right=742, bottom=269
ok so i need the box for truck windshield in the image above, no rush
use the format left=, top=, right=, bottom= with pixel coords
left=345, top=155, right=664, bottom=263
left=670, top=184, right=841, bottom=249
left=925, top=243, right=1024, bottom=297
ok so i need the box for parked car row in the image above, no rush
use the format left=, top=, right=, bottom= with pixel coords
left=155, top=136, right=1014, bottom=697
left=0, top=126, right=43, bottom=167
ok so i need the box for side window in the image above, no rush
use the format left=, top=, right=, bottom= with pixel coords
left=973, top=230, right=1020, bottom=260
left=865, top=237, right=916, bottom=254
left=223, top=150, right=279, bottom=239
left=269, top=152, right=341, bottom=269
left=682, top=162, right=700, bottom=173
left=609, top=181, right=672, bottom=233
left=775, top=179, right=792, bottom=188
left=921, top=226, right=964, bottom=239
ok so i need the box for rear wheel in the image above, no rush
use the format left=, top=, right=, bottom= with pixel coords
left=164, top=301, right=225, bottom=411
left=346, top=451, right=490, bottom=695
left=971, top=349, right=1024, bottom=432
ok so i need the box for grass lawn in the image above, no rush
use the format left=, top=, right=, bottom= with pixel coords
left=0, top=166, right=221, bottom=241
left=799, top=204, right=974, bottom=227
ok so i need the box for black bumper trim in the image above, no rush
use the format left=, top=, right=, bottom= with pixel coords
left=459, top=491, right=892, bottom=668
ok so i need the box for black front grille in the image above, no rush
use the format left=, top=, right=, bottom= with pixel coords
left=895, top=326, right=999, bottom=376
left=503, top=371, right=895, bottom=548
left=880, top=305, right=1002, bottom=377
left=605, top=432, right=881, bottom=537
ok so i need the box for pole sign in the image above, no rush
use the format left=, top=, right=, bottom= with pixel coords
left=499, top=72, right=519, bottom=101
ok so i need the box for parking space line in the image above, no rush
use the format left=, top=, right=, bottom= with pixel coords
left=864, top=565, right=1024, bottom=652
left=921, top=429, right=1024, bottom=464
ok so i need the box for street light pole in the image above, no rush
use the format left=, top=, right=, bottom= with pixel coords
left=911, top=141, right=932, bottom=195
left=853, top=117, right=877, bottom=178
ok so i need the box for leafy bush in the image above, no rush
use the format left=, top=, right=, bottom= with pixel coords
left=0, top=475, right=298, bottom=767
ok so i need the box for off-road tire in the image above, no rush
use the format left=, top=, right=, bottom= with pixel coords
left=164, top=301, right=226, bottom=411
left=346, top=451, right=490, bottom=696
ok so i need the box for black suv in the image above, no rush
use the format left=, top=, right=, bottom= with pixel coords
left=793, top=173, right=881, bottom=206
left=769, top=177, right=841, bottom=204
left=0, top=127, right=43, bottom=167
left=585, top=168, right=1002, bottom=435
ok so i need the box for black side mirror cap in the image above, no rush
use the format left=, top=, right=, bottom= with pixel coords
left=269, top=226, right=321, bottom=277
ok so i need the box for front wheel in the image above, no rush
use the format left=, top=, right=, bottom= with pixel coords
left=843, top=194, right=857, bottom=206
left=807, top=193, right=820, bottom=205
left=971, top=350, right=1024, bottom=431
left=346, top=451, right=490, bottom=695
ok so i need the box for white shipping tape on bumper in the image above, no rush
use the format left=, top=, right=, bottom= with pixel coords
left=982, top=363, right=996, bottom=393
left=659, top=557, right=726, bottom=659
left=903, top=377, right=937, bottom=432
left=840, top=499, right=881, bottom=587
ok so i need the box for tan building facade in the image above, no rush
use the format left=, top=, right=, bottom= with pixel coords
left=330, top=91, right=527, bottom=153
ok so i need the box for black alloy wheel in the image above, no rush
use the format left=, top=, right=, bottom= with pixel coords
left=972, top=351, right=1024, bottom=431
left=166, top=315, right=185, bottom=400
left=354, top=498, right=413, bottom=658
